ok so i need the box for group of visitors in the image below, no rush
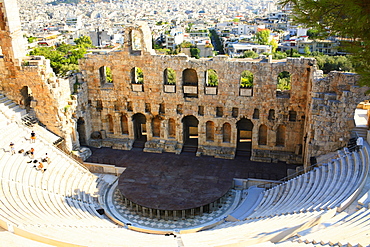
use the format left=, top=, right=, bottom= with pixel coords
left=9, top=131, right=51, bottom=173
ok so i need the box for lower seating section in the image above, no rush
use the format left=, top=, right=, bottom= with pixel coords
left=181, top=210, right=337, bottom=246
left=293, top=206, right=370, bottom=247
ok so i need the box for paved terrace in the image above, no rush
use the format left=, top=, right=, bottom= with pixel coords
left=87, top=147, right=299, bottom=183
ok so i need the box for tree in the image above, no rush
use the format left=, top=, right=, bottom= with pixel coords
left=207, top=69, right=218, bottom=86
left=242, top=50, right=259, bottom=58
left=269, top=39, right=278, bottom=53
left=74, top=35, right=93, bottom=49
left=190, top=47, right=200, bottom=59
left=255, top=29, right=270, bottom=45
left=277, top=71, right=291, bottom=91
left=240, top=70, right=254, bottom=88
left=279, top=0, right=370, bottom=85
left=304, top=46, right=311, bottom=56
left=29, top=42, right=88, bottom=76
left=166, top=68, right=176, bottom=84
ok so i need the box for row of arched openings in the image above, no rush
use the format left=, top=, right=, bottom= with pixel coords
left=99, top=66, right=291, bottom=91
left=104, top=114, right=285, bottom=147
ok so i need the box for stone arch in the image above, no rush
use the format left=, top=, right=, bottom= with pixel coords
left=222, top=122, right=231, bottom=143
left=131, top=67, right=144, bottom=84
left=258, top=124, right=268, bottom=145
left=277, top=71, right=291, bottom=98
left=168, top=118, right=176, bottom=138
left=124, top=22, right=155, bottom=55
left=131, top=29, right=142, bottom=52
left=206, top=121, right=215, bottom=141
left=276, top=125, right=286, bottom=146
left=132, top=113, right=147, bottom=142
left=107, top=114, right=114, bottom=133
left=77, top=117, right=87, bottom=145
left=121, top=114, right=129, bottom=135
left=99, top=66, right=113, bottom=85
left=182, top=115, right=199, bottom=146
left=152, top=116, right=161, bottom=137
left=182, top=69, right=198, bottom=98
left=164, top=68, right=176, bottom=85
left=20, top=86, right=32, bottom=112
left=236, top=118, right=254, bottom=155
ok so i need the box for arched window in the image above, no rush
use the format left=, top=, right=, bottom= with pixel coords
left=164, top=68, right=176, bottom=85
left=152, top=117, right=161, bottom=137
left=168, top=118, right=176, bottom=138
left=182, top=68, right=198, bottom=98
left=258, top=124, right=267, bottom=145
left=121, top=115, right=128, bottom=135
left=131, top=30, right=142, bottom=51
left=276, top=125, right=286, bottom=146
left=206, top=69, right=218, bottom=86
left=99, top=66, right=113, bottom=85
left=182, top=68, right=198, bottom=85
left=277, top=71, right=291, bottom=97
left=107, top=114, right=114, bottom=133
left=206, top=121, right=215, bottom=141
left=222, top=123, right=231, bottom=143
left=240, top=70, right=254, bottom=88
left=240, top=70, right=254, bottom=96
left=131, top=67, right=144, bottom=84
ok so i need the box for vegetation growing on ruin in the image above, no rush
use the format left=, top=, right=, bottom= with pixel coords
left=207, top=69, right=218, bottom=86
left=240, top=70, right=254, bottom=88
left=105, top=67, right=113, bottom=83
left=28, top=36, right=93, bottom=76
left=135, top=67, right=144, bottom=84
left=165, top=68, right=176, bottom=85
left=277, top=71, right=291, bottom=91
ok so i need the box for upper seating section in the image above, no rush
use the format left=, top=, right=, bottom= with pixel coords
left=0, top=107, right=179, bottom=246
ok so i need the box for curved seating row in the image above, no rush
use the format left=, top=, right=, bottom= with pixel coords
left=294, top=206, right=370, bottom=247
left=181, top=210, right=336, bottom=246
left=245, top=145, right=369, bottom=220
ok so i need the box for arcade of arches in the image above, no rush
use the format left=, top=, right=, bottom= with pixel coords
left=78, top=25, right=369, bottom=166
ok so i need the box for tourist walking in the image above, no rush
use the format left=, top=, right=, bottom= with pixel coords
left=357, top=137, right=364, bottom=151
left=9, top=142, right=15, bottom=155
left=30, top=131, right=36, bottom=143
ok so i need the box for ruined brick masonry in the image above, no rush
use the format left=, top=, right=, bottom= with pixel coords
left=0, top=5, right=367, bottom=167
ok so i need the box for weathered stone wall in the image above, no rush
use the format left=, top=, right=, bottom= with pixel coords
left=0, top=0, right=78, bottom=151
left=304, top=72, right=368, bottom=165
left=78, top=23, right=314, bottom=163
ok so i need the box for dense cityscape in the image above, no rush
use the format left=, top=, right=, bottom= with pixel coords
left=17, top=0, right=350, bottom=77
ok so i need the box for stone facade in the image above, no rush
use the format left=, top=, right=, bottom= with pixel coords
left=0, top=6, right=368, bottom=167
left=77, top=22, right=369, bottom=166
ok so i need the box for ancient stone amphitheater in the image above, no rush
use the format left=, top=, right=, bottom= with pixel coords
left=1, top=0, right=370, bottom=246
